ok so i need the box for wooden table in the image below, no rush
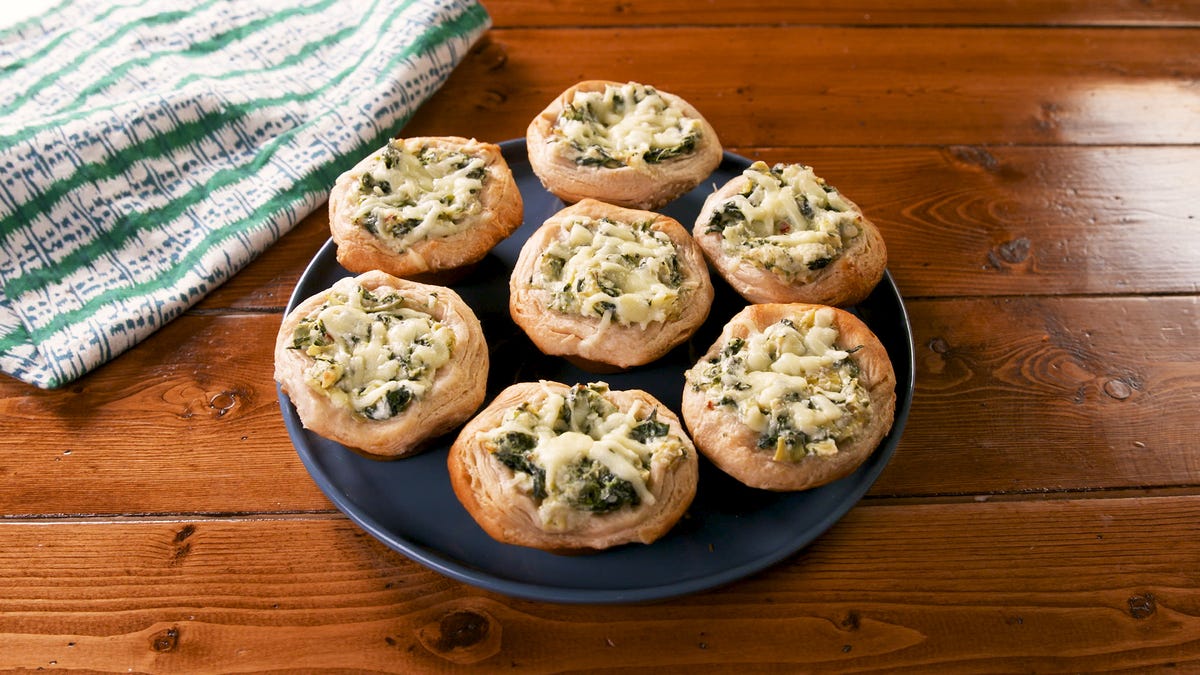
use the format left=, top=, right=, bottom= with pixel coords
left=3, top=1, right=1198, bottom=670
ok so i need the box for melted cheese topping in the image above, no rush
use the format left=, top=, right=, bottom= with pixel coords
left=535, top=216, right=684, bottom=328
left=685, top=308, right=869, bottom=461
left=554, top=82, right=702, bottom=169
left=349, top=139, right=488, bottom=252
left=290, top=279, right=455, bottom=420
left=480, top=382, right=687, bottom=532
left=706, top=161, right=862, bottom=282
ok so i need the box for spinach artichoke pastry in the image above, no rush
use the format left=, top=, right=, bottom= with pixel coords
left=329, top=136, right=523, bottom=278
left=509, top=198, right=714, bottom=372
left=448, top=381, right=699, bottom=553
left=682, top=303, right=896, bottom=491
left=274, top=270, right=488, bottom=460
left=526, top=80, right=722, bottom=210
left=694, top=160, right=887, bottom=307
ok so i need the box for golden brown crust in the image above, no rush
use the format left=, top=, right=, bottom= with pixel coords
left=447, top=381, right=699, bottom=553
left=509, top=199, right=714, bottom=371
left=526, top=80, right=722, bottom=210
left=693, top=173, right=887, bottom=307
left=273, top=270, right=488, bottom=460
left=681, top=303, right=896, bottom=491
left=329, top=136, right=524, bottom=278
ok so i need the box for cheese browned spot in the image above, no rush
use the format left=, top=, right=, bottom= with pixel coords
left=706, top=161, right=863, bottom=282
left=289, top=278, right=455, bottom=421
left=478, top=382, right=688, bottom=532
left=534, top=216, right=684, bottom=328
left=350, top=140, right=489, bottom=252
left=554, top=81, right=702, bottom=169
left=685, top=307, right=869, bottom=461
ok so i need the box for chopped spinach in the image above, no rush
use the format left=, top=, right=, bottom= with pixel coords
left=493, top=432, right=546, bottom=500
left=385, top=386, right=413, bottom=414
left=575, top=147, right=624, bottom=169
left=359, top=173, right=391, bottom=195
left=659, top=254, right=683, bottom=287
left=706, top=201, right=746, bottom=233
left=722, top=337, right=746, bottom=358
left=756, top=414, right=808, bottom=454
left=391, top=218, right=423, bottom=236
left=362, top=386, right=413, bottom=421
left=560, top=103, right=591, bottom=123
left=495, top=430, right=536, bottom=454
left=630, top=409, right=669, bottom=444
left=381, top=147, right=401, bottom=169
left=642, top=134, right=696, bottom=164
left=359, top=212, right=379, bottom=235
left=564, top=459, right=640, bottom=512
left=559, top=384, right=616, bottom=435
left=798, top=195, right=815, bottom=220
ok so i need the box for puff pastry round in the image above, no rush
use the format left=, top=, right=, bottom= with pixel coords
left=694, top=161, right=887, bottom=307
left=274, top=270, right=488, bottom=460
left=509, top=198, right=714, bottom=371
left=682, top=303, right=896, bottom=491
left=448, top=381, right=699, bottom=553
left=527, top=80, right=722, bottom=210
left=329, top=136, right=523, bottom=278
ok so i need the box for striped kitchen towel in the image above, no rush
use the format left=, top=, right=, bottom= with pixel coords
left=0, top=0, right=490, bottom=388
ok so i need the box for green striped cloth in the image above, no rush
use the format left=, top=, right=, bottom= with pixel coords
left=0, top=0, right=490, bottom=388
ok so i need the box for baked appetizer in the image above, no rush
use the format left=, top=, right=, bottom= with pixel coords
left=526, top=80, right=722, bottom=210
left=509, top=199, right=714, bottom=371
left=448, top=381, right=698, bottom=553
left=682, top=303, right=896, bottom=491
left=274, top=270, right=488, bottom=460
left=694, top=161, right=887, bottom=306
left=329, top=136, right=523, bottom=278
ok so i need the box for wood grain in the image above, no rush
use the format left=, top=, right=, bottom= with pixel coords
left=0, top=496, right=1196, bottom=672
left=196, top=144, right=1200, bottom=310
left=0, top=313, right=330, bottom=516
left=880, top=295, right=1200, bottom=496
left=485, top=1, right=1200, bottom=28
left=3, top=2, right=1197, bottom=668
left=1, top=295, right=1194, bottom=515
left=402, top=28, right=1200, bottom=147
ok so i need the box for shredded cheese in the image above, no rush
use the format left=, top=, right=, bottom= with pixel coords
left=554, top=82, right=702, bottom=169
left=706, top=161, right=863, bottom=282
left=479, top=382, right=687, bottom=532
left=349, top=139, right=489, bottom=252
left=685, top=308, right=869, bottom=461
left=290, top=279, right=455, bottom=420
left=536, top=216, right=684, bottom=328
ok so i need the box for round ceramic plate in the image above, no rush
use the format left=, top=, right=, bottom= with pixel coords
left=278, top=140, right=915, bottom=604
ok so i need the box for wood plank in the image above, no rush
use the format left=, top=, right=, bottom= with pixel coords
left=879, top=295, right=1200, bottom=495
left=0, top=313, right=332, bottom=515
left=0, top=496, right=1197, bottom=671
left=1, top=295, right=1196, bottom=515
left=196, top=144, right=1200, bottom=310
left=401, top=27, right=1200, bottom=146
left=829, top=145, right=1200, bottom=298
left=486, top=0, right=1200, bottom=28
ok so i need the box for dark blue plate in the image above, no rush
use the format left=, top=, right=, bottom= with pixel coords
left=278, top=140, right=915, bottom=604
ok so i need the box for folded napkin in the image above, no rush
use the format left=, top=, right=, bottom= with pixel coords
left=0, top=0, right=490, bottom=388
